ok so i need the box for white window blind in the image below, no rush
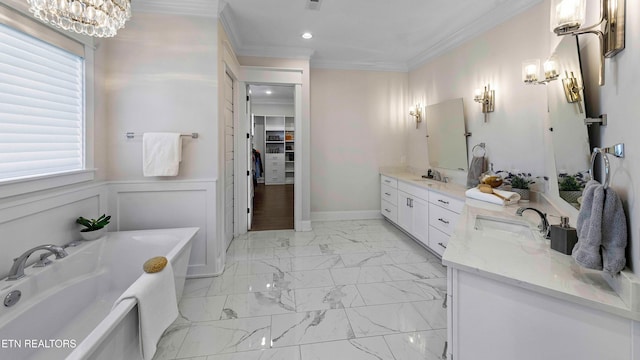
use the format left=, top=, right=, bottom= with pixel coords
left=0, top=23, right=84, bottom=182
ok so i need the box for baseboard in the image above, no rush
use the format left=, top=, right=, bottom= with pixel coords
left=297, top=220, right=313, bottom=232
left=310, top=210, right=383, bottom=222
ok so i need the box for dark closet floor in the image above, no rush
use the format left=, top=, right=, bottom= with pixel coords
left=250, top=184, right=294, bottom=231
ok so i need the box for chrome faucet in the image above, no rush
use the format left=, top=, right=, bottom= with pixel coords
left=7, top=245, right=68, bottom=281
left=516, top=207, right=550, bottom=239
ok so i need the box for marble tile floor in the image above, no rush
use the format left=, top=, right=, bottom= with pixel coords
left=154, top=219, right=448, bottom=360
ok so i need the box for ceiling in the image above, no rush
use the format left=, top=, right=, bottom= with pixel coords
left=249, top=84, right=295, bottom=105
left=133, top=0, right=543, bottom=72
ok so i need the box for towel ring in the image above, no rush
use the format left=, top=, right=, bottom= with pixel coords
left=590, top=148, right=610, bottom=189
left=472, top=143, right=486, bottom=157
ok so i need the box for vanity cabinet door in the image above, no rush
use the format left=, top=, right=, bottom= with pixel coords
left=397, top=191, right=413, bottom=233
left=411, top=196, right=429, bottom=247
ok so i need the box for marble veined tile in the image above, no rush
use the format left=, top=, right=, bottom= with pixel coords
left=176, top=317, right=271, bottom=358
left=152, top=321, right=191, bottom=360
left=362, top=240, right=417, bottom=253
left=208, top=273, right=279, bottom=296
left=414, top=278, right=447, bottom=300
left=290, top=255, right=345, bottom=271
left=227, top=247, right=275, bottom=261
left=221, top=290, right=296, bottom=319
left=274, top=246, right=323, bottom=258
left=271, top=309, right=355, bottom=347
left=386, top=250, right=437, bottom=265
left=412, top=300, right=447, bottom=329
left=319, top=243, right=369, bottom=255
left=383, top=330, right=446, bottom=360
left=357, top=281, right=431, bottom=305
left=283, top=270, right=334, bottom=289
left=179, top=295, right=228, bottom=322
left=182, top=277, right=214, bottom=298
left=294, top=285, right=365, bottom=311
left=328, top=234, right=362, bottom=244
left=246, top=237, right=292, bottom=249
left=300, top=337, right=394, bottom=360
left=330, top=266, right=393, bottom=285
left=225, top=259, right=292, bottom=276
left=205, top=346, right=300, bottom=360
left=346, top=303, right=432, bottom=337
left=340, top=252, right=395, bottom=267
left=382, top=262, right=446, bottom=281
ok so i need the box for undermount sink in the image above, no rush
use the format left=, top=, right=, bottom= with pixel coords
left=474, top=215, right=535, bottom=241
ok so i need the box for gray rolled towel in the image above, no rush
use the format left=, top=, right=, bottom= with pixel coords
left=601, top=186, right=627, bottom=274
left=466, top=156, right=485, bottom=188
left=572, top=180, right=603, bottom=270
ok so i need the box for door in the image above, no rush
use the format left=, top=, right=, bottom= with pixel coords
left=412, top=196, right=429, bottom=247
left=247, top=108, right=254, bottom=230
left=224, top=72, right=234, bottom=247
left=397, top=191, right=413, bottom=233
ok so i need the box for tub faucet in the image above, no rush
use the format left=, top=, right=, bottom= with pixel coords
left=516, top=207, right=550, bottom=239
left=7, top=245, right=68, bottom=281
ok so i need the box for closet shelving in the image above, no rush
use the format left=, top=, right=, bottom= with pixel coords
left=263, top=116, right=295, bottom=185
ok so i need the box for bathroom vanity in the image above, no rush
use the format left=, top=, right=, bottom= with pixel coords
left=380, top=171, right=640, bottom=360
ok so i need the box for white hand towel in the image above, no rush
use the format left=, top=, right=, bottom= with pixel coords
left=112, top=264, right=178, bottom=360
left=465, top=187, right=520, bottom=206
left=143, top=133, right=182, bottom=176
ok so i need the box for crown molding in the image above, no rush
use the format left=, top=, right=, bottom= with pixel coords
left=218, top=0, right=242, bottom=53
left=407, top=0, right=543, bottom=70
left=132, top=0, right=219, bottom=18
left=310, top=59, right=408, bottom=72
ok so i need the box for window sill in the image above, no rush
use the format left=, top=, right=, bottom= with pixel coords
left=0, top=169, right=96, bottom=199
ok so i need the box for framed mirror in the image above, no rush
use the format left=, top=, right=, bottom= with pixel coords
left=426, top=98, right=468, bottom=171
left=548, top=36, right=591, bottom=209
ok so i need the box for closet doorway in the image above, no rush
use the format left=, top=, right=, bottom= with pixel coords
left=248, top=84, right=295, bottom=231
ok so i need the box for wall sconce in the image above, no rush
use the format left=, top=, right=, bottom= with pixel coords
left=562, top=71, right=584, bottom=113
left=410, top=105, right=422, bottom=129
left=522, top=59, right=559, bottom=85
left=550, top=0, right=625, bottom=86
left=473, top=85, right=495, bottom=122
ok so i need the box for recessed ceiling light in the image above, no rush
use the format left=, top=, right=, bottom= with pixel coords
left=265, top=90, right=272, bottom=95
left=302, top=32, right=313, bottom=40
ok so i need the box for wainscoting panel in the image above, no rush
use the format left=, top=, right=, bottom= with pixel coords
left=0, top=183, right=108, bottom=279
left=107, top=180, right=221, bottom=277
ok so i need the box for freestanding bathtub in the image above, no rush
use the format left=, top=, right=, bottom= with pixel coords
left=0, top=227, right=197, bottom=360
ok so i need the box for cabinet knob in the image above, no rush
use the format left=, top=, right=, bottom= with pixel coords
left=438, top=242, right=447, bottom=249
left=384, top=209, right=391, bottom=213
left=438, top=199, right=449, bottom=205
left=385, top=192, right=391, bottom=196
left=438, top=218, right=450, bottom=225
left=441, top=341, right=448, bottom=359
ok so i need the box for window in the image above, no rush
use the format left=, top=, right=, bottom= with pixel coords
left=0, top=23, right=85, bottom=182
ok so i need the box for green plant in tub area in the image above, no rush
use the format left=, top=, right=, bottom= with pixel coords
left=76, top=214, right=111, bottom=232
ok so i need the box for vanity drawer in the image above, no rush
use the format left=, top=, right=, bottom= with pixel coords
left=429, top=226, right=449, bottom=257
left=381, top=175, right=398, bottom=188
left=381, top=200, right=397, bottom=223
left=429, top=191, right=464, bottom=214
left=429, top=203, right=460, bottom=236
left=398, top=181, right=429, bottom=201
left=381, top=184, right=397, bottom=205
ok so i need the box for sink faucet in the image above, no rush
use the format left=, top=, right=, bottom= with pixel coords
left=516, top=207, right=550, bottom=239
left=7, top=245, right=68, bottom=281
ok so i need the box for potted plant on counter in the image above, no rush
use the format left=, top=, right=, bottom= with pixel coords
left=558, top=172, right=587, bottom=206
left=497, top=171, right=546, bottom=201
left=76, top=214, right=111, bottom=241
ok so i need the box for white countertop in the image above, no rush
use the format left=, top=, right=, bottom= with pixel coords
left=380, top=170, right=640, bottom=321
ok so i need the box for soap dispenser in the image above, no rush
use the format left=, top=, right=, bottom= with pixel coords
left=550, top=216, right=578, bottom=255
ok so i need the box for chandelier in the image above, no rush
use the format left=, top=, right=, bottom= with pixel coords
left=27, top=0, right=131, bottom=38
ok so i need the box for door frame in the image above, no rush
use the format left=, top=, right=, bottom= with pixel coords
left=236, top=66, right=305, bottom=233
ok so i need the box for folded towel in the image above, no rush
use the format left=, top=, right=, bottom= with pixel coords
left=143, top=133, right=182, bottom=176
left=113, top=263, right=178, bottom=360
left=465, top=187, right=520, bottom=206
left=466, top=156, right=485, bottom=188
left=602, top=185, right=627, bottom=273
left=573, top=180, right=604, bottom=270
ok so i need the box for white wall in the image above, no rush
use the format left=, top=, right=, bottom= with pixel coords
left=104, top=13, right=218, bottom=181
left=252, top=104, right=295, bottom=117
left=309, top=69, right=409, bottom=217
left=408, top=2, right=549, bottom=186
left=579, top=0, right=640, bottom=273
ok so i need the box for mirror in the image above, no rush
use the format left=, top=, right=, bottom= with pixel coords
left=426, top=98, right=468, bottom=171
left=548, top=36, right=591, bottom=209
